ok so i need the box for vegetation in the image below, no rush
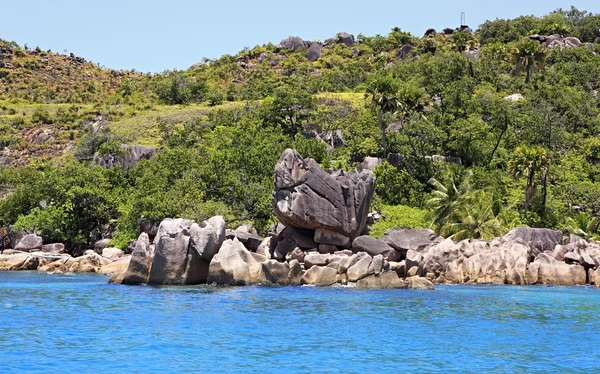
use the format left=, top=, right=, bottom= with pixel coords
left=1, top=7, right=600, bottom=253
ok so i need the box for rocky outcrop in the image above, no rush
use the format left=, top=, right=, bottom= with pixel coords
left=277, top=36, right=310, bottom=52
left=272, top=149, right=375, bottom=249
left=0, top=253, right=40, bottom=270
left=336, top=32, right=355, bottom=47
left=301, top=265, right=338, bottom=286
left=503, top=227, right=562, bottom=258
left=93, top=144, right=156, bottom=169
left=118, top=233, right=153, bottom=285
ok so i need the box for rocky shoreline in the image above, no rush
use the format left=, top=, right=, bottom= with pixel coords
left=2, top=149, right=599, bottom=289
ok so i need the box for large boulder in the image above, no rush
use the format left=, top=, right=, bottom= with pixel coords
left=529, top=253, right=587, bottom=285
left=207, top=239, right=267, bottom=285
left=272, top=149, right=375, bottom=247
left=14, top=234, right=43, bottom=251
left=356, top=271, right=406, bottom=289
left=93, top=145, right=156, bottom=169
left=261, top=260, right=292, bottom=285
left=0, top=253, right=39, bottom=270
left=277, top=36, right=309, bottom=52
left=301, top=265, right=338, bottom=286
left=118, top=233, right=153, bottom=285
left=190, top=216, right=226, bottom=261
left=381, top=228, right=442, bottom=259
left=102, top=247, right=124, bottom=259
left=503, top=227, right=562, bottom=258
left=406, top=276, right=435, bottom=290
left=336, top=32, right=355, bottom=47
left=347, top=252, right=373, bottom=282
left=41, top=243, right=65, bottom=254
left=306, top=43, right=322, bottom=61
left=225, top=229, right=263, bottom=252
left=351, top=236, right=398, bottom=261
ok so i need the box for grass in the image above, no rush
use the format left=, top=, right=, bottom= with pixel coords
left=368, top=204, right=429, bottom=238
left=315, top=92, right=366, bottom=109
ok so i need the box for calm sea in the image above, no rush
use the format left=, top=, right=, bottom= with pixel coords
left=1, top=271, right=599, bottom=373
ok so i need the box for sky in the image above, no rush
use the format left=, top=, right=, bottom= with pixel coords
left=1, top=0, right=597, bottom=73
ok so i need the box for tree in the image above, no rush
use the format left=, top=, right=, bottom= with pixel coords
left=508, top=145, right=550, bottom=219
left=509, top=39, right=546, bottom=84
left=267, top=85, right=315, bottom=138
left=440, top=189, right=503, bottom=240
left=564, top=212, right=600, bottom=240
left=426, top=169, right=473, bottom=233
left=365, top=73, right=401, bottom=157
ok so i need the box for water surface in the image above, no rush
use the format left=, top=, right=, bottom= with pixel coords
left=1, top=271, right=599, bottom=373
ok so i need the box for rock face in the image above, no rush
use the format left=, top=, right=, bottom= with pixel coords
left=93, top=144, right=156, bottom=169
left=207, top=239, right=267, bottom=285
left=119, top=233, right=153, bottom=285
left=277, top=36, right=310, bottom=52
left=14, top=234, right=43, bottom=251
left=272, top=149, right=375, bottom=248
left=503, top=227, right=562, bottom=257
left=336, top=32, right=355, bottom=47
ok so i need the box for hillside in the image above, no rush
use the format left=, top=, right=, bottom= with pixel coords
left=1, top=6, right=600, bottom=253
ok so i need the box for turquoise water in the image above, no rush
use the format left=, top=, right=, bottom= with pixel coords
left=1, top=272, right=599, bottom=373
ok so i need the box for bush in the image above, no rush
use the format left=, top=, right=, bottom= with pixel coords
left=32, top=107, right=53, bottom=124
left=368, top=204, right=428, bottom=238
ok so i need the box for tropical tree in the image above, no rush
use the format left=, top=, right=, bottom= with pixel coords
left=508, top=145, right=550, bottom=219
left=365, top=73, right=401, bottom=157
left=564, top=212, right=600, bottom=240
left=426, top=169, right=473, bottom=233
left=509, top=39, right=546, bottom=84
left=440, top=189, right=503, bottom=240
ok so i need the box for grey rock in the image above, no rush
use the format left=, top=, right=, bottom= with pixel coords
left=356, top=271, right=406, bottom=289
left=93, top=239, right=111, bottom=252
left=306, top=43, right=322, bottom=62
left=277, top=36, right=309, bottom=52
left=93, top=144, right=156, bottom=169
left=336, top=32, right=355, bottom=47
left=273, top=149, right=375, bottom=245
left=381, top=228, right=441, bottom=259
left=301, top=265, right=338, bottom=286
left=304, top=253, right=331, bottom=269
left=41, top=243, right=65, bottom=254
left=15, top=234, right=43, bottom=251
left=120, top=233, right=152, bottom=285
left=531, top=253, right=587, bottom=285
left=224, top=229, right=262, bottom=252
left=207, top=239, right=267, bottom=285
left=347, top=252, right=373, bottom=282
left=503, top=227, right=562, bottom=257
left=262, top=260, right=291, bottom=285
left=406, top=276, right=435, bottom=290
left=352, top=236, right=398, bottom=261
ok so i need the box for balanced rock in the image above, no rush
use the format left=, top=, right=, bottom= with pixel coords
left=306, top=43, right=322, bottom=61
left=14, top=234, right=43, bottom=251
left=273, top=149, right=375, bottom=247
left=277, top=36, right=309, bottom=52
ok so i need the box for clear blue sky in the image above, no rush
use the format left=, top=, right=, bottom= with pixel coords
left=1, top=1, right=596, bottom=72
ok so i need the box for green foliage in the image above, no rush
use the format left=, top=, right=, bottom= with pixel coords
left=368, top=204, right=428, bottom=238
left=374, top=162, right=426, bottom=207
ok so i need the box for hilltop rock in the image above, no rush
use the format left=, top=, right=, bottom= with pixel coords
left=306, top=43, right=322, bottom=61
left=336, top=32, right=355, bottom=47
left=272, top=149, right=375, bottom=247
left=277, top=36, right=310, bottom=52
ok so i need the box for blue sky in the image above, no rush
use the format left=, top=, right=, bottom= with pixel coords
left=1, top=1, right=597, bottom=72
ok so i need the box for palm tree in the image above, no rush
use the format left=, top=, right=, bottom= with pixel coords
left=440, top=190, right=503, bottom=241
left=426, top=169, right=473, bottom=233
left=509, top=39, right=546, bottom=84
left=508, top=145, right=550, bottom=220
left=365, top=73, right=401, bottom=157
left=565, top=212, right=600, bottom=240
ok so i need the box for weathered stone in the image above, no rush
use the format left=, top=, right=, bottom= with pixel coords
left=318, top=244, right=338, bottom=254
left=406, top=276, right=435, bottom=290
left=273, top=149, right=375, bottom=245
left=15, top=234, right=43, bottom=251
left=207, top=239, right=267, bottom=285
left=93, top=239, right=111, bottom=252
left=503, top=227, right=562, bottom=257
left=190, top=216, right=226, bottom=261
left=285, top=247, right=305, bottom=263
left=347, top=252, right=373, bottom=282
left=368, top=254, right=384, bottom=275
left=533, top=253, right=587, bottom=285
left=152, top=218, right=193, bottom=245
left=381, top=228, right=441, bottom=259
left=352, top=236, right=398, bottom=261
left=0, top=253, right=39, bottom=270
left=41, top=243, right=65, bottom=254
left=119, top=233, right=152, bottom=285
left=99, top=256, right=131, bottom=275
left=93, top=144, right=156, bottom=169
left=102, top=247, right=124, bottom=259
left=405, top=250, right=423, bottom=272
left=336, top=32, right=355, bottom=47
left=225, top=229, right=262, bottom=251
left=256, top=237, right=274, bottom=259
left=288, top=259, right=304, bottom=284
left=301, top=265, right=338, bottom=286
left=262, top=260, right=291, bottom=285
left=277, top=36, right=309, bottom=52
left=389, top=261, right=406, bottom=278
left=304, top=253, right=331, bottom=269
left=356, top=271, right=406, bottom=289
left=306, top=43, right=322, bottom=62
